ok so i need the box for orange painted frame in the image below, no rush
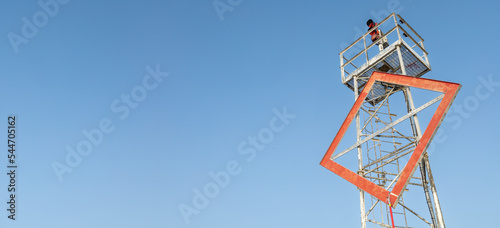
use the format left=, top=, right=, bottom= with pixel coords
left=320, top=72, right=460, bottom=207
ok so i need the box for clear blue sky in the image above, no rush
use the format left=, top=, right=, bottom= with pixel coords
left=0, top=0, right=499, bottom=227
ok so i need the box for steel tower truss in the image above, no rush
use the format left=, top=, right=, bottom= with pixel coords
left=321, top=13, right=461, bottom=228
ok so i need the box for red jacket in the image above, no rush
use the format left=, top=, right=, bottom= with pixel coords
left=368, top=22, right=381, bottom=42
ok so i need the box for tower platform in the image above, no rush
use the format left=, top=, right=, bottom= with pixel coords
left=339, top=13, right=431, bottom=105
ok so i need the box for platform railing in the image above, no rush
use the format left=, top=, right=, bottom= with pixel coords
left=340, top=13, right=428, bottom=83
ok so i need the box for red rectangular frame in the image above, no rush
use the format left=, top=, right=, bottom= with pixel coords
left=320, top=72, right=461, bottom=207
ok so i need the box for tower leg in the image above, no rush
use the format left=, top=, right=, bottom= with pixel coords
left=420, top=159, right=438, bottom=227
left=424, top=156, right=446, bottom=228
left=403, top=87, right=446, bottom=228
left=353, top=77, right=367, bottom=228
left=403, top=88, right=438, bottom=227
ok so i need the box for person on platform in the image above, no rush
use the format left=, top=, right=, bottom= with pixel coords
left=367, top=19, right=389, bottom=51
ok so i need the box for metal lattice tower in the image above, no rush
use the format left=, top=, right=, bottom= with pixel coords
left=326, top=13, right=456, bottom=228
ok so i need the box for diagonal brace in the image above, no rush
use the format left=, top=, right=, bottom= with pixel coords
left=331, top=93, right=444, bottom=160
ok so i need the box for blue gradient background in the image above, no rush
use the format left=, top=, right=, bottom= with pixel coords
left=0, top=0, right=498, bottom=227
